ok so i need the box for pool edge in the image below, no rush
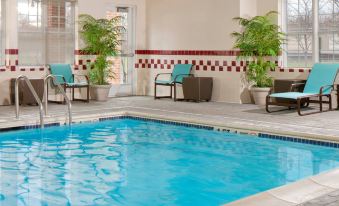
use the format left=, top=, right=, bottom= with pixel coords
left=224, top=168, right=339, bottom=206
left=1, top=110, right=339, bottom=148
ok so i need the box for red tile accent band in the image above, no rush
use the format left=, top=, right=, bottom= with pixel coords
left=135, top=50, right=241, bottom=56
left=135, top=58, right=309, bottom=73
left=74, top=50, right=98, bottom=55
left=5, top=49, right=19, bottom=55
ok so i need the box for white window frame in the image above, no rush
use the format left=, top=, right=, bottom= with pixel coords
left=17, top=0, right=75, bottom=66
left=281, top=0, right=339, bottom=68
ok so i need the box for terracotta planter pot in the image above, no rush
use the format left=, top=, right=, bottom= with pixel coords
left=251, top=87, right=271, bottom=105
left=90, top=85, right=112, bottom=101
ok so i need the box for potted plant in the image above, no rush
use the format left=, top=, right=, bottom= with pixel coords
left=232, top=11, right=285, bottom=105
left=78, top=14, right=124, bottom=101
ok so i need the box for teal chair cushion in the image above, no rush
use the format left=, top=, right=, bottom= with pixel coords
left=270, top=92, right=317, bottom=99
left=303, top=63, right=339, bottom=95
left=49, top=64, right=74, bottom=84
left=171, top=64, right=193, bottom=83
left=155, top=80, right=173, bottom=84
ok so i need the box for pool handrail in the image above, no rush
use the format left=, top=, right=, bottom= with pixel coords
left=15, top=75, right=44, bottom=128
left=44, top=74, right=72, bottom=125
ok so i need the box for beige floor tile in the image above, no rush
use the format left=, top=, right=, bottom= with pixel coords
left=225, top=192, right=296, bottom=206
left=311, top=169, right=339, bottom=189
left=269, top=179, right=336, bottom=204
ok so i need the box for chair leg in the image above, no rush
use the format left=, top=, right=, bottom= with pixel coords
left=297, top=99, right=302, bottom=116
left=170, top=85, right=173, bottom=98
left=174, top=83, right=177, bottom=101
left=265, top=95, right=271, bottom=113
left=154, top=83, right=157, bottom=99
left=46, top=81, right=49, bottom=103
left=63, top=85, right=67, bottom=105
left=305, top=98, right=310, bottom=107
left=319, top=95, right=323, bottom=112
left=86, top=85, right=90, bottom=103
left=329, top=95, right=332, bottom=110
left=72, top=87, right=75, bottom=101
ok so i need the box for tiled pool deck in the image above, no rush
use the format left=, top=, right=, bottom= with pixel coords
left=1, top=96, right=339, bottom=206
left=3, top=96, right=339, bottom=139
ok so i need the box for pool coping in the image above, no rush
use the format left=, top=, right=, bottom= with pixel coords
left=1, top=110, right=339, bottom=206
left=3, top=110, right=339, bottom=148
left=225, top=169, right=339, bottom=206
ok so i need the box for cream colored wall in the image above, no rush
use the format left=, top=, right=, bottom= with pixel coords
left=139, top=0, right=298, bottom=103
left=141, top=0, right=243, bottom=102
left=257, top=0, right=279, bottom=15
left=146, top=0, right=239, bottom=50
left=240, top=0, right=257, bottom=17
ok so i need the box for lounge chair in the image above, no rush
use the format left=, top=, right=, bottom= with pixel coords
left=266, top=63, right=339, bottom=116
left=154, top=64, right=193, bottom=101
left=48, top=64, right=90, bottom=103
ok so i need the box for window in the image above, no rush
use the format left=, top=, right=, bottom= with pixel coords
left=285, top=0, right=313, bottom=67
left=284, top=0, right=339, bottom=67
left=319, top=1, right=339, bottom=62
left=106, top=6, right=135, bottom=85
left=18, top=0, right=75, bottom=65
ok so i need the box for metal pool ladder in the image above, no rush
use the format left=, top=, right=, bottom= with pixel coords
left=15, top=75, right=45, bottom=128
left=44, top=74, right=72, bottom=125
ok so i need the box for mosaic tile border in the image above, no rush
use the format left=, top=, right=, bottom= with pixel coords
left=135, top=58, right=310, bottom=73
left=99, top=115, right=339, bottom=148
left=135, top=49, right=241, bottom=56
left=0, top=122, right=60, bottom=132
left=99, top=115, right=214, bottom=130
left=258, top=133, right=339, bottom=148
left=1, top=115, right=338, bottom=149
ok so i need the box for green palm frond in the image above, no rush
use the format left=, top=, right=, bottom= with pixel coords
left=231, top=11, right=285, bottom=87
left=79, top=14, right=125, bottom=85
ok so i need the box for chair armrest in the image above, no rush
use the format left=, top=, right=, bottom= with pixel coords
left=73, top=74, right=89, bottom=84
left=155, top=73, right=172, bottom=81
left=51, top=75, right=67, bottom=85
left=319, top=84, right=334, bottom=95
left=290, top=83, right=306, bottom=92
left=173, top=74, right=194, bottom=83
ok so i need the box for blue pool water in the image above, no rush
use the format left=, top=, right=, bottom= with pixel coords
left=0, top=119, right=339, bottom=206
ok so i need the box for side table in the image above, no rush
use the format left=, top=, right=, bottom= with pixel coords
left=182, top=77, right=213, bottom=102
left=10, top=78, right=44, bottom=106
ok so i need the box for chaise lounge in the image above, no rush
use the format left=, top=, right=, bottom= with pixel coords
left=266, top=63, right=339, bottom=116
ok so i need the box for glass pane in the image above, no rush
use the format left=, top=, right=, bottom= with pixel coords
left=18, top=32, right=45, bottom=65
left=287, top=33, right=313, bottom=67
left=46, top=33, right=73, bottom=64
left=46, top=0, right=74, bottom=64
left=106, top=7, right=135, bottom=85
left=18, top=0, right=75, bottom=65
left=286, top=0, right=313, bottom=67
left=18, top=0, right=44, bottom=65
